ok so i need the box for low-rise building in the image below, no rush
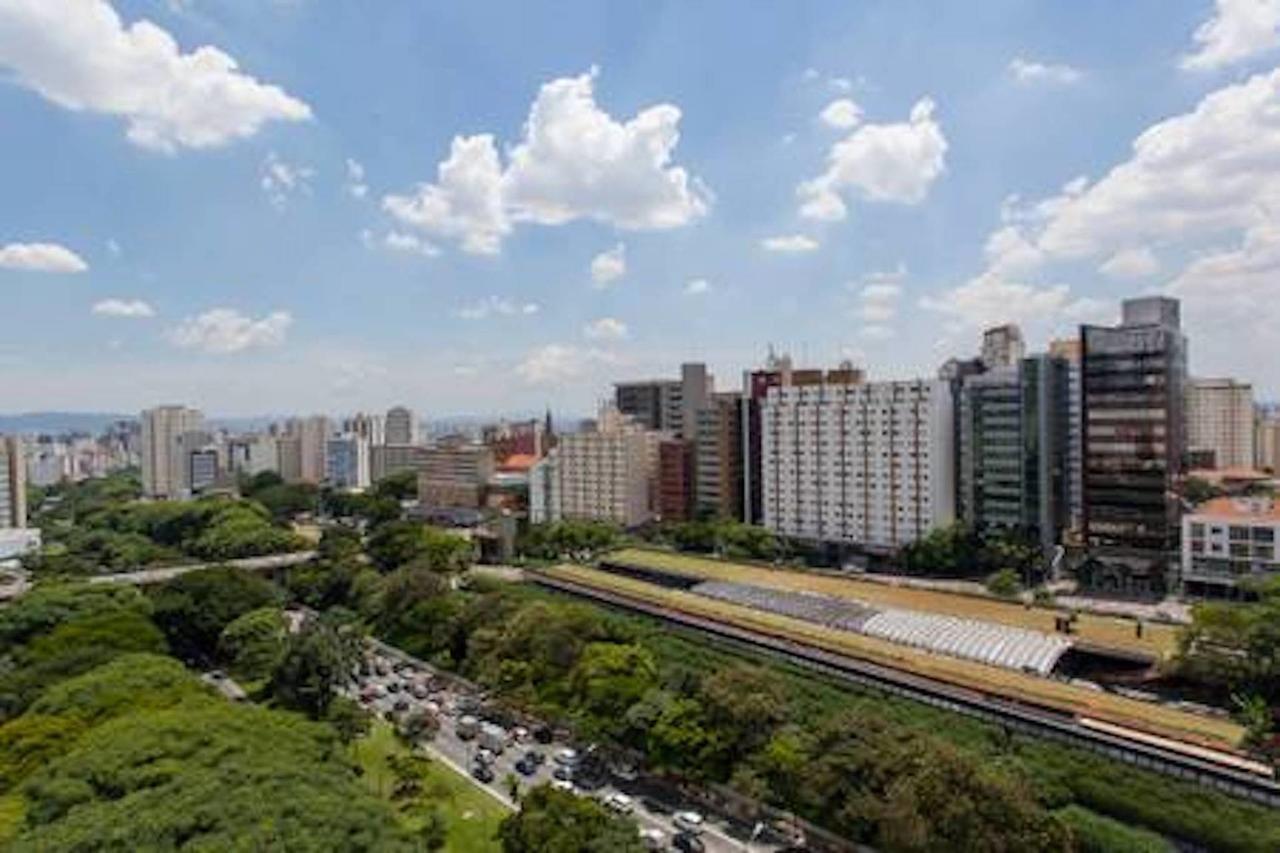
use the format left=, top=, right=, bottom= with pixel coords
left=1182, top=497, right=1280, bottom=596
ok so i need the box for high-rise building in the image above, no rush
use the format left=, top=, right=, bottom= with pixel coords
left=140, top=405, right=204, bottom=498
left=1186, top=378, right=1254, bottom=470
left=326, top=435, right=371, bottom=490
left=1048, top=338, right=1084, bottom=535
left=417, top=441, right=495, bottom=508
left=226, top=435, right=279, bottom=477
left=370, top=444, right=426, bottom=482
left=614, top=362, right=713, bottom=437
left=694, top=393, right=744, bottom=520
left=761, top=378, right=955, bottom=553
left=958, top=355, right=1070, bottom=551
left=187, top=446, right=220, bottom=494
left=0, top=436, right=27, bottom=528
left=345, top=412, right=386, bottom=447
left=276, top=436, right=303, bottom=483
left=286, top=416, right=330, bottom=484
left=656, top=439, right=694, bottom=521
left=385, top=406, right=418, bottom=446
left=529, top=407, right=656, bottom=527
left=980, top=324, right=1027, bottom=370
left=1256, top=412, right=1280, bottom=473
left=482, top=419, right=546, bottom=462
left=1080, top=296, right=1187, bottom=593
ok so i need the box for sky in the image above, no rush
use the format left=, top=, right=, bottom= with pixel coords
left=3, top=0, right=1280, bottom=417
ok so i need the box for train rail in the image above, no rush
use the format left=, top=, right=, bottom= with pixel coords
left=531, top=572, right=1280, bottom=808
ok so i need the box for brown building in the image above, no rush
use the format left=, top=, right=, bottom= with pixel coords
left=417, top=443, right=495, bottom=509
left=657, top=439, right=694, bottom=521
left=695, top=394, right=744, bottom=520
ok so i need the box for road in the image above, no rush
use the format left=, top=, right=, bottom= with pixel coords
left=350, top=651, right=781, bottom=853
left=84, top=551, right=317, bottom=587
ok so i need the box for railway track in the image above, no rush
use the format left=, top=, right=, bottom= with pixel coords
left=531, top=572, right=1280, bottom=808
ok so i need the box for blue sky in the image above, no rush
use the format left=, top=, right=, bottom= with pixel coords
left=2, top=0, right=1279, bottom=416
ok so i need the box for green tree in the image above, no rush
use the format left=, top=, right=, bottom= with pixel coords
left=217, top=607, right=288, bottom=681
left=151, top=566, right=281, bottom=662
left=986, top=568, right=1023, bottom=599
left=569, top=643, right=658, bottom=738
left=420, top=808, right=448, bottom=851
left=498, top=784, right=643, bottom=852
left=324, top=695, right=372, bottom=744
left=270, top=617, right=359, bottom=717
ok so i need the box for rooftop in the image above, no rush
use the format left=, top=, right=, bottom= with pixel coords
left=1192, top=496, right=1280, bottom=521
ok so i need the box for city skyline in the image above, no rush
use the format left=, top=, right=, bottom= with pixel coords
left=5, top=1, right=1280, bottom=415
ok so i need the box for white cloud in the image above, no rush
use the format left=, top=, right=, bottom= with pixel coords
left=1183, top=0, right=1280, bottom=71
left=819, top=98, right=862, bottom=129
left=0, top=241, right=88, bottom=273
left=167, top=308, right=292, bottom=353
left=590, top=243, right=626, bottom=286
left=1008, top=57, right=1083, bottom=85
left=683, top=278, right=710, bottom=295
left=0, top=0, right=311, bottom=152
left=583, top=317, right=628, bottom=340
left=92, top=298, right=154, bottom=317
left=854, top=266, right=905, bottom=323
left=761, top=234, right=819, bottom=253
left=384, top=68, right=708, bottom=254
left=382, top=134, right=509, bottom=255
left=455, top=295, right=540, bottom=320
left=516, top=344, right=591, bottom=384
left=383, top=231, right=440, bottom=257
left=1099, top=246, right=1160, bottom=280
left=260, top=152, right=313, bottom=209
left=798, top=97, right=947, bottom=221
left=345, top=158, right=368, bottom=199
left=920, top=273, right=1108, bottom=331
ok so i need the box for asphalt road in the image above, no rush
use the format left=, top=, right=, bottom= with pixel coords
left=350, top=654, right=777, bottom=853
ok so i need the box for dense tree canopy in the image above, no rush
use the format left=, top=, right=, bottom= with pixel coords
left=367, top=521, right=474, bottom=573
left=269, top=616, right=361, bottom=718
left=151, top=567, right=281, bottom=662
left=218, top=606, right=289, bottom=681
left=498, top=785, right=643, bottom=853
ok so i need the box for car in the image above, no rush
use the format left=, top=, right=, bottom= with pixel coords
left=550, top=779, right=575, bottom=794
left=475, top=748, right=496, bottom=766
left=424, top=701, right=441, bottom=715
left=374, top=663, right=389, bottom=677
left=411, top=684, right=429, bottom=700
left=471, top=763, right=495, bottom=783
left=386, top=681, right=401, bottom=694
left=552, top=764, right=574, bottom=782
left=604, top=793, right=633, bottom=815
left=512, top=725, right=530, bottom=742
left=672, top=831, right=705, bottom=852
left=553, top=748, right=579, bottom=767
left=673, top=811, right=705, bottom=835
left=640, top=796, right=671, bottom=816
left=392, top=698, right=410, bottom=713
left=522, top=750, right=545, bottom=766
left=532, top=725, right=554, bottom=744
left=514, top=757, right=537, bottom=776
left=637, top=828, right=665, bottom=851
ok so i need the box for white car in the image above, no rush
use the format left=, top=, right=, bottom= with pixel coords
left=553, top=748, right=579, bottom=766
left=638, top=828, right=665, bottom=850
left=674, top=811, right=705, bottom=835
left=550, top=779, right=576, bottom=794
left=605, top=793, right=634, bottom=815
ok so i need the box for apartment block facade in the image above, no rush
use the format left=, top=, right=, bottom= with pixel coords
left=0, top=435, right=26, bottom=528
left=529, top=408, right=655, bottom=527
left=1186, top=378, right=1254, bottom=470
left=761, top=379, right=955, bottom=552
left=140, top=405, right=204, bottom=498
left=1182, top=497, right=1280, bottom=595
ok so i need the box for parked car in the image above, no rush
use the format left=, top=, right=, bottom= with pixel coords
left=456, top=715, right=480, bottom=740
left=475, top=748, right=496, bottom=766
left=411, top=684, right=429, bottom=700
left=552, top=765, right=574, bottom=782
left=386, top=681, right=401, bottom=694
left=550, top=779, right=575, bottom=794
left=553, top=748, right=579, bottom=767
left=471, top=763, right=495, bottom=783
left=479, top=722, right=507, bottom=755
left=532, top=725, right=554, bottom=744
left=638, top=828, right=665, bottom=851
left=392, top=698, right=410, bottom=713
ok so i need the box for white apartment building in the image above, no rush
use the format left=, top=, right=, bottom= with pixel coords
left=1182, top=497, right=1280, bottom=594
left=528, top=407, right=655, bottom=527
left=761, top=379, right=955, bottom=552
left=140, top=405, right=204, bottom=498
left=1186, top=378, right=1254, bottom=470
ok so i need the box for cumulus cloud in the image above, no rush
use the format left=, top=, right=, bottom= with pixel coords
left=853, top=265, right=905, bottom=323
left=260, top=152, right=313, bottom=209
left=382, top=231, right=440, bottom=257
left=761, top=234, right=819, bottom=253
left=819, top=98, right=862, bottom=129
left=384, top=68, right=708, bottom=254
left=798, top=97, right=947, bottom=221
left=92, top=298, right=154, bottom=317
left=455, top=295, right=540, bottom=320
left=583, top=316, right=628, bottom=340
left=0, top=241, right=88, bottom=272
left=345, top=158, right=368, bottom=199
left=590, top=243, right=626, bottom=286
left=0, top=0, right=311, bottom=152
left=1008, top=57, right=1083, bottom=85
left=382, top=134, right=509, bottom=255
left=1183, top=0, right=1280, bottom=70
left=167, top=308, right=292, bottom=353
left=683, top=278, right=710, bottom=295
left=516, top=344, right=591, bottom=384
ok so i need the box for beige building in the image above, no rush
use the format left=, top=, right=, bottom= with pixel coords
left=417, top=442, right=494, bottom=508
left=385, top=406, right=418, bottom=446
left=140, top=405, right=204, bottom=498
left=1256, top=414, right=1280, bottom=473
left=0, top=435, right=26, bottom=528
left=285, top=416, right=330, bottom=483
left=529, top=407, right=656, bottom=527
left=1186, top=378, right=1254, bottom=470
left=761, top=379, right=955, bottom=552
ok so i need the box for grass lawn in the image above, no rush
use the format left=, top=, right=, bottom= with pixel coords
left=353, top=722, right=507, bottom=852
left=544, top=563, right=1243, bottom=750
left=0, top=794, right=24, bottom=846
left=605, top=547, right=1179, bottom=660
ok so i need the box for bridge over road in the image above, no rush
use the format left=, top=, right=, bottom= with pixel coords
left=83, top=551, right=317, bottom=588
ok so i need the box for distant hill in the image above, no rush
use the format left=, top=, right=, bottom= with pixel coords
left=0, top=412, right=134, bottom=435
